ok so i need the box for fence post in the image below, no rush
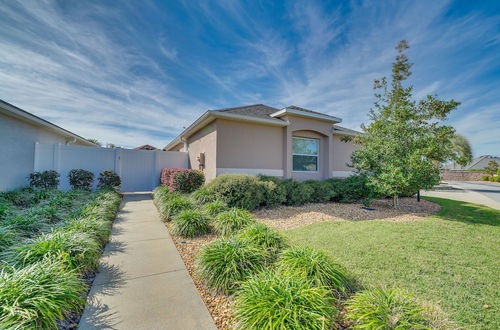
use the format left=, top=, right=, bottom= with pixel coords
left=152, top=150, right=160, bottom=190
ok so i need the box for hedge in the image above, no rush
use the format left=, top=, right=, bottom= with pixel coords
left=161, top=168, right=205, bottom=193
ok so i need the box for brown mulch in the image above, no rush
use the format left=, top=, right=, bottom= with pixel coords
left=165, top=223, right=233, bottom=330
left=253, top=197, right=441, bottom=230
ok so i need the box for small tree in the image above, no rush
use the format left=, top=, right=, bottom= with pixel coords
left=484, top=160, right=499, bottom=176
left=449, top=134, right=473, bottom=167
left=352, top=41, right=460, bottom=207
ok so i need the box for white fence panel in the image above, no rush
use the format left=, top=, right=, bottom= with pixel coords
left=34, top=143, right=188, bottom=192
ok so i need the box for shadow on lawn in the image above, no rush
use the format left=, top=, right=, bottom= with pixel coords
left=426, top=197, right=500, bottom=226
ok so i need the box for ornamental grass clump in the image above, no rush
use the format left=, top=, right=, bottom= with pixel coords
left=172, top=209, right=210, bottom=238
left=197, top=238, right=267, bottom=294
left=202, top=200, right=228, bottom=217
left=160, top=194, right=194, bottom=221
left=0, top=258, right=85, bottom=329
left=346, top=288, right=448, bottom=329
left=278, top=246, right=350, bottom=293
left=236, top=223, right=287, bottom=259
left=213, top=208, right=256, bottom=237
left=0, top=226, right=17, bottom=253
left=233, top=270, right=336, bottom=330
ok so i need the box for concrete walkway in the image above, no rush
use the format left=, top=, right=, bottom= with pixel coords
left=422, top=181, right=500, bottom=210
left=79, top=193, right=216, bottom=330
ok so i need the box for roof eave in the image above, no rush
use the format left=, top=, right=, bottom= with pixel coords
left=270, top=108, right=342, bottom=123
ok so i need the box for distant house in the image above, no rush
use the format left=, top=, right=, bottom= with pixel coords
left=444, top=155, right=500, bottom=171
left=164, top=104, right=360, bottom=182
left=134, top=144, right=158, bottom=150
left=0, top=100, right=96, bottom=191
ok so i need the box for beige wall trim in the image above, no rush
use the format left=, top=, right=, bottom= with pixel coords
left=332, top=129, right=358, bottom=136
left=331, top=170, right=354, bottom=177
left=216, top=168, right=284, bottom=177
left=271, top=108, right=342, bottom=123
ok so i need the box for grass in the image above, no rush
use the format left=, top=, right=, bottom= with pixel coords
left=285, top=197, right=500, bottom=329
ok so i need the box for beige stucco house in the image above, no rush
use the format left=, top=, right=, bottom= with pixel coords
left=164, top=104, right=360, bottom=181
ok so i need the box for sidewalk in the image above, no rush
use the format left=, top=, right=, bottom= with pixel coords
left=422, top=183, right=500, bottom=210
left=79, top=193, right=216, bottom=330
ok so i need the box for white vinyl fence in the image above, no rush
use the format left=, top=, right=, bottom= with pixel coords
left=34, top=143, right=188, bottom=192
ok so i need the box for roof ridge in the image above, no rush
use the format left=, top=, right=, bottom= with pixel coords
left=212, top=104, right=269, bottom=112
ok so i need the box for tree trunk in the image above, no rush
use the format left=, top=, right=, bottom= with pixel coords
left=393, top=194, right=399, bottom=208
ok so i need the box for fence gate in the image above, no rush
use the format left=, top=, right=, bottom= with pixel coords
left=34, top=143, right=188, bottom=192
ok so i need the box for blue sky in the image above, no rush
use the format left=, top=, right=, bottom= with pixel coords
left=0, top=0, right=499, bottom=156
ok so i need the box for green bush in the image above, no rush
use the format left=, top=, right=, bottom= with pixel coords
left=0, top=259, right=84, bottom=329
left=7, top=230, right=101, bottom=273
left=488, top=176, right=495, bottom=182
left=203, top=174, right=265, bottom=210
left=0, top=227, right=17, bottom=252
left=304, top=180, right=336, bottom=203
left=0, top=199, right=13, bottom=219
left=258, top=180, right=286, bottom=207
left=278, top=246, right=350, bottom=293
left=97, top=170, right=121, bottom=189
left=213, top=208, right=256, bottom=237
left=190, top=186, right=216, bottom=204
left=495, top=176, right=500, bottom=183
left=328, top=175, right=373, bottom=202
left=159, top=194, right=193, bottom=222
left=279, top=179, right=313, bottom=206
left=170, top=169, right=205, bottom=193
left=28, top=170, right=60, bottom=189
left=233, top=270, right=336, bottom=329
left=346, top=288, right=447, bottom=329
left=482, top=175, right=490, bottom=181
left=68, top=169, right=94, bottom=190
left=202, top=200, right=228, bottom=217
left=236, top=223, right=287, bottom=259
left=197, top=238, right=267, bottom=294
left=172, top=209, right=210, bottom=238
left=0, top=190, right=31, bottom=207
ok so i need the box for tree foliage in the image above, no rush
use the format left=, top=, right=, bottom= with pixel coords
left=352, top=40, right=460, bottom=206
left=449, top=134, right=473, bottom=167
left=484, top=160, right=499, bottom=176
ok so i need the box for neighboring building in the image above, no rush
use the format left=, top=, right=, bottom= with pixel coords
left=134, top=144, right=158, bottom=150
left=0, top=100, right=97, bottom=191
left=443, top=155, right=500, bottom=170
left=164, top=104, right=360, bottom=181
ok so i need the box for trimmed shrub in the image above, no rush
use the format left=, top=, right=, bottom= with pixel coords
left=202, top=200, right=228, bottom=217
left=346, top=288, right=448, bottom=329
left=258, top=180, right=286, bottom=207
left=0, top=259, right=84, bottom=329
left=172, top=209, right=210, bottom=238
left=213, top=208, right=256, bottom=237
left=236, top=223, right=287, bottom=259
left=279, top=179, right=313, bottom=206
left=159, top=194, right=193, bottom=222
left=197, top=238, right=267, bottom=294
left=68, top=169, right=94, bottom=190
left=278, top=246, right=350, bottom=293
left=7, top=230, right=101, bottom=273
left=160, top=168, right=204, bottom=193
left=203, top=174, right=265, bottom=210
left=97, top=170, right=121, bottom=189
left=28, top=170, right=60, bottom=189
left=234, top=270, right=336, bottom=330
left=328, top=174, right=373, bottom=202
left=304, top=180, right=336, bottom=203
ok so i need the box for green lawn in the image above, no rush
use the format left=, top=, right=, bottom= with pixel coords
left=285, top=197, right=500, bottom=329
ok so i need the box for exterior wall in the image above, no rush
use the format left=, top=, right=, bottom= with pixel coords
left=0, top=113, right=86, bottom=191
left=215, top=119, right=283, bottom=177
left=440, top=170, right=485, bottom=181
left=187, top=123, right=217, bottom=181
left=332, top=135, right=357, bottom=177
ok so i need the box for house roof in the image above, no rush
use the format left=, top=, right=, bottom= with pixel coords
left=0, top=99, right=97, bottom=147
left=134, top=144, right=158, bottom=150
left=165, top=104, right=356, bottom=150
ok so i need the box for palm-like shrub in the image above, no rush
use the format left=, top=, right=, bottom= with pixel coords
left=236, top=223, right=287, bottom=259
left=172, top=209, right=210, bottom=238
left=213, top=208, right=256, bottom=237
left=346, top=288, right=447, bottom=329
left=159, top=194, right=193, bottom=222
left=202, top=200, right=228, bottom=217
left=8, top=230, right=101, bottom=273
left=278, top=246, right=349, bottom=293
left=197, top=238, right=266, bottom=294
left=0, top=259, right=85, bottom=329
left=234, top=270, right=336, bottom=329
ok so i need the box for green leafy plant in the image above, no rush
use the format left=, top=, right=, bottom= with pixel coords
left=202, top=174, right=265, bottom=210
left=160, top=168, right=205, bottom=193
left=3, top=215, right=49, bottom=236
left=0, top=200, right=13, bottom=219
left=278, top=246, right=350, bottom=293
left=0, top=226, right=17, bottom=252
left=159, top=194, right=193, bottom=222
left=279, top=179, right=313, bottom=206
left=202, top=200, right=228, bottom=217
left=172, top=209, right=210, bottom=238
left=484, top=160, right=499, bottom=176
left=233, top=270, right=336, bottom=329
left=190, top=186, right=216, bottom=204
left=0, top=258, right=85, bottom=329
left=68, top=169, right=94, bottom=190
left=304, top=180, right=335, bottom=203
left=346, top=288, right=447, bottom=329
left=197, top=238, right=267, bottom=294
left=236, top=223, right=287, bottom=259
left=258, top=180, right=286, bottom=207
left=97, top=170, right=121, bottom=189
left=213, top=208, right=256, bottom=237
left=28, top=170, right=60, bottom=189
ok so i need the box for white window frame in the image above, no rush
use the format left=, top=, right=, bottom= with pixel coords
left=292, top=137, right=320, bottom=173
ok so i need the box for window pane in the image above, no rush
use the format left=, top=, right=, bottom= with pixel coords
left=292, top=138, right=318, bottom=155
left=293, top=155, right=318, bottom=171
